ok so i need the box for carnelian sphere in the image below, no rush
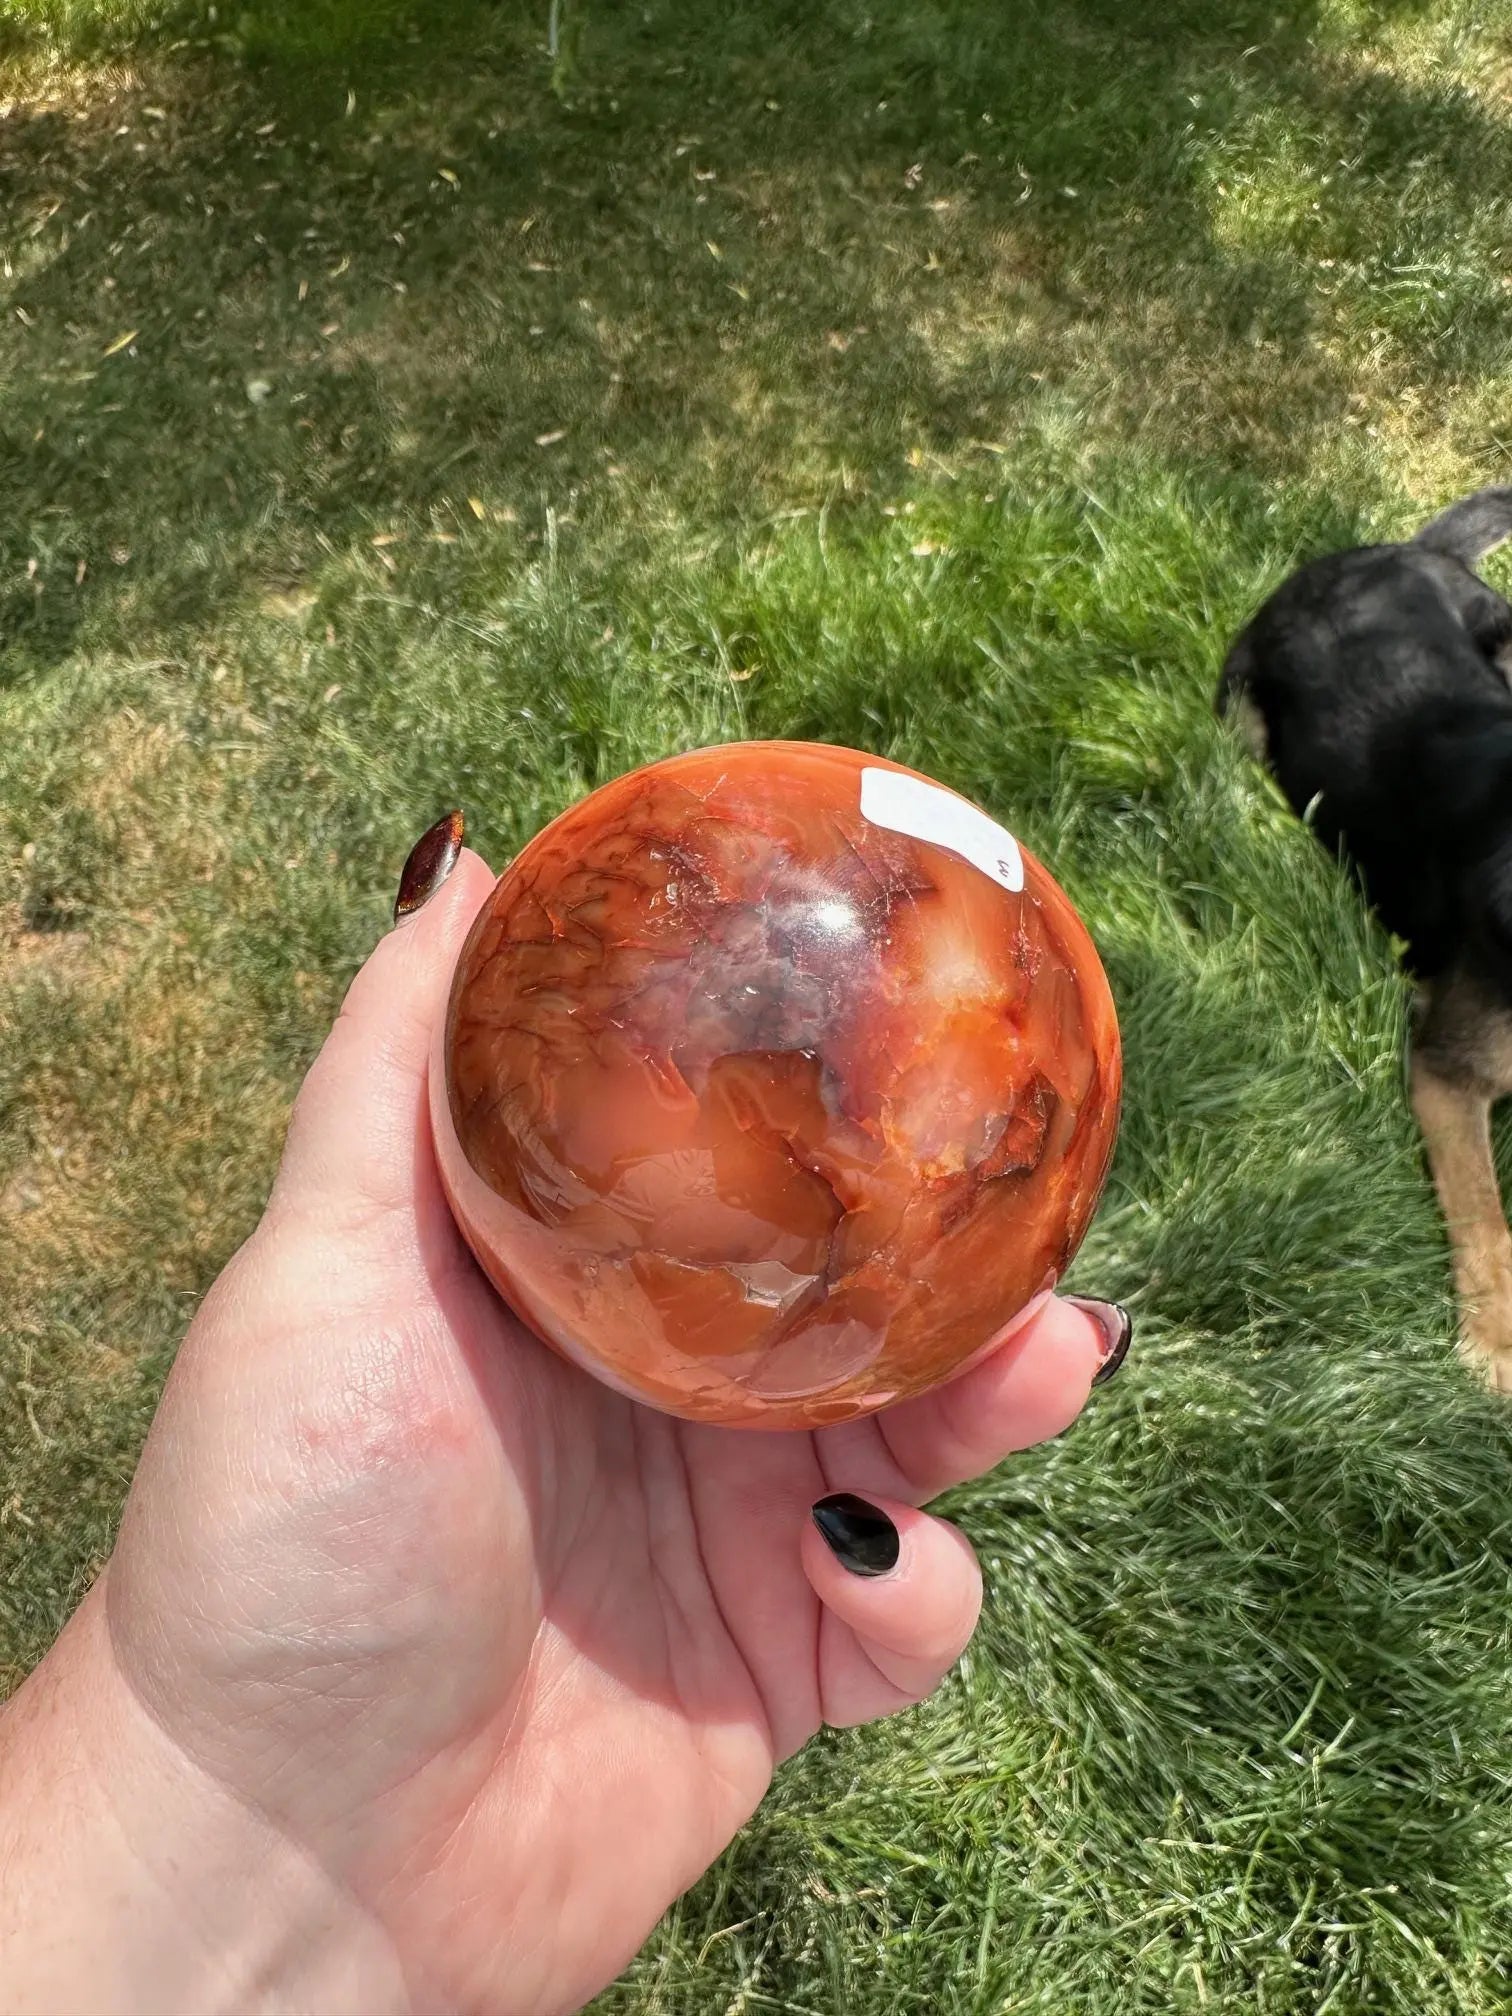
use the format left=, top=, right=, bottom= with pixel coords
left=430, top=742, right=1121, bottom=1428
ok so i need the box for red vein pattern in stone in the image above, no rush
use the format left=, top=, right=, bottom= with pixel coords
left=430, top=742, right=1121, bottom=1428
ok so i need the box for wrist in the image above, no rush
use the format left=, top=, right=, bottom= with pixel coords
left=0, top=1582, right=411, bottom=2016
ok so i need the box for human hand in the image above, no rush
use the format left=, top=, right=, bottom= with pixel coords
left=0, top=818, right=1129, bottom=2016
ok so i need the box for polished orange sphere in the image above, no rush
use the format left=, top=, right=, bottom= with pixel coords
left=430, top=742, right=1120, bottom=1428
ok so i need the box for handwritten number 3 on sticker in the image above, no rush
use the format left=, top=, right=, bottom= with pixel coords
left=858, top=767, right=1026, bottom=894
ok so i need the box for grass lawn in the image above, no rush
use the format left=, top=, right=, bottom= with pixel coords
left=7, top=0, right=1512, bottom=2007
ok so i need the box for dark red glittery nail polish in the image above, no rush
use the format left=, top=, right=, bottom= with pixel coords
left=394, top=810, right=464, bottom=924
left=1067, top=1298, right=1133, bottom=1387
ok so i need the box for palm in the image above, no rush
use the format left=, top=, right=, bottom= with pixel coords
left=310, top=1188, right=935, bottom=2013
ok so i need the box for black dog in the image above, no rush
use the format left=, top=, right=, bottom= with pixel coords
left=1218, top=486, right=1512, bottom=1388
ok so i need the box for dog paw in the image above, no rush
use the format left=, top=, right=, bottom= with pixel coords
left=1457, top=1325, right=1512, bottom=1395
left=1475, top=1349, right=1512, bottom=1396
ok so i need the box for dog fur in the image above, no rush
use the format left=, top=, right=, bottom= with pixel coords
left=1217, top=486, right=1512, bottom=1389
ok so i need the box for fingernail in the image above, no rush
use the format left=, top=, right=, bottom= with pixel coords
left=1068, top=1298, right=1133, bottom=1387
left=394, top=810, right=464, bottom=924
left=811, top=1493, right=900, bottom=1578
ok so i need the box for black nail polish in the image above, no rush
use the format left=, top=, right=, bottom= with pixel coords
left=811, top=1493, right=900, bottom=1578
left=394, top=810, right=464, bottom=923
left=1069, top=1298, right=1133, bottom=1386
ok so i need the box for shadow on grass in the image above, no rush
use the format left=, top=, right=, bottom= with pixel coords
left=4, top=0, right=1511, bottom=681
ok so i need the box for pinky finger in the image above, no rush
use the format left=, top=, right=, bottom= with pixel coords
left=801, top=1493, right=983, bottom=1729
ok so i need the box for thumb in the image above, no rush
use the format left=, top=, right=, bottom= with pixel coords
left=272, top=819, right=496, bottom=1233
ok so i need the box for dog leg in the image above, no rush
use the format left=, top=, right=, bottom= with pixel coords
left=1409, top=1059, right=1512, bottom=1390
left=1229, top=690, right=1270, bottom=764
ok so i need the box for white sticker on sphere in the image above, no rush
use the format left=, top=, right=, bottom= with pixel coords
left=859, top=767, right=1024, bottom=893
